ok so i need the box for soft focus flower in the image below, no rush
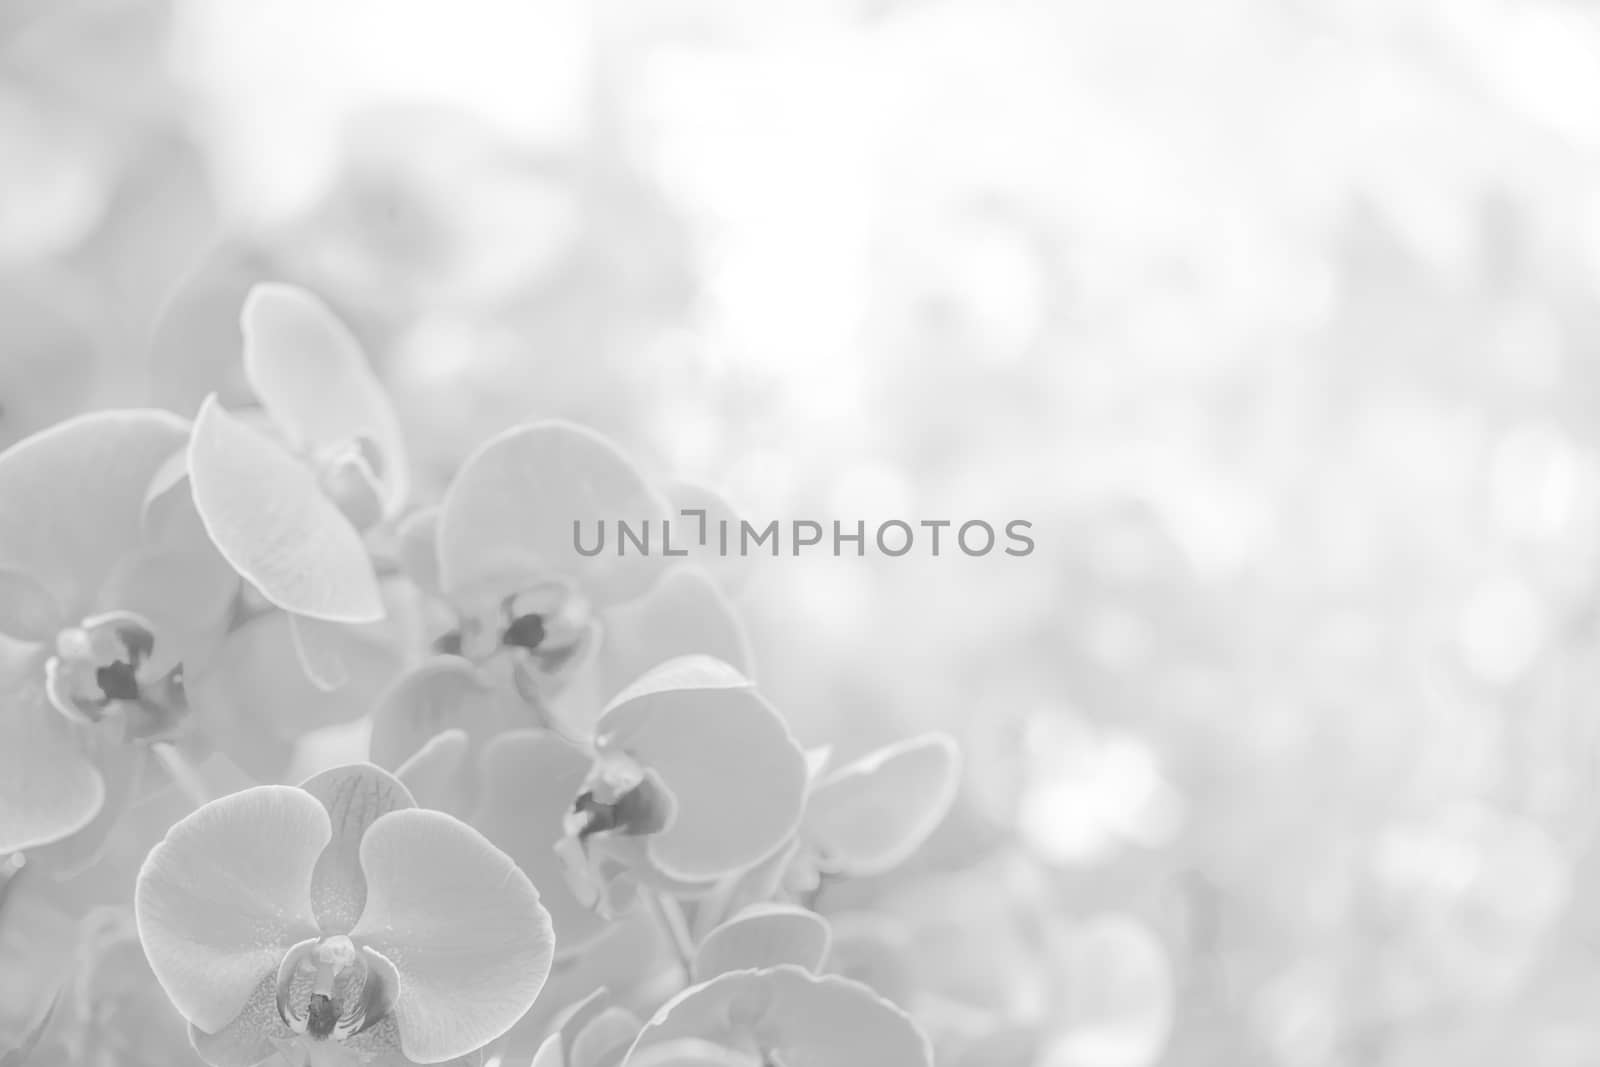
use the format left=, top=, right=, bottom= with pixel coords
left=697, top=733, right=961, bottom=930
left=0, top=410, right=236, bottom=864
left=25, top=906, right=199, bottom=1067
left=466, top=656, right=808, bottom=957
left=185, top=282, right=409, bottom=626
left=526, top=988, right=643, bottom=1067
left=369, top=421, right=750, bottom=807
left=134, top=763, right=553, bottom=1067
left=625, top=966, right=931, bottom=1067
left=168, top=283, right=419, bottom=773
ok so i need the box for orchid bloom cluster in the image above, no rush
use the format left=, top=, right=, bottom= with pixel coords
left=0, top=284, right=961, bottom=1067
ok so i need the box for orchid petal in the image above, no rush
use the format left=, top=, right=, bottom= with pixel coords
left=343, top=1014, right=492, bottom=1067
left=596, top=658, right=807, bottom=882
left=368, top=657, right=513, bottom=772
left=98, top=503, right=239, bottom=673
left=188, top=609, right=405, bottom=746
left=624, top=1040, right=756, bottom=1067
left=0, top=569, right=63, bottom=642
left=288, top=612, right=352, bottom=691
left=396, top=507, right=442, bottom=595
left=22, top=741, right=146, bottom=879
left=341, top=1013, right=487, bottom=1067
left=0, top=409, right=188, bottom=618
left=568, top=1006, right=641, bottom=1067
left=188, top=396, right=383, bottom=623
left=350, top=808, right=554, bottom=1063
left=299, top=763, right=416, bottom=932
left=628, top=967, right=931, bottom=1067
left=692, top=906, right=831, bottom=982
left=665, top=481, right=752, bottom=596
left=146, top=245, right=271, bottom=418
left=0, top=662, right=104, bottom=854
left=474, top=729, right=610, bottom=956
left=187, top=971, right=292, bottom=1067
left=531, top=1033, right=565, bottom=1067
left=527, top=988, right=612, bottom=1067
left=823, top=913, right=916, bottom=1007
left=395, top=729, right=471, bottom=816
left=241, top=283, right=409, bottom=513
left=437, top=421, right=670, bottom=606
left=596, top=568, right=753, bottom=702
left=691, top=839, right=802, bottom=943
left=805, top=734, right=961, bottom=877
left=111, top=468, right=240, bottom=667
left=135, top=785, right=329, bottom=1033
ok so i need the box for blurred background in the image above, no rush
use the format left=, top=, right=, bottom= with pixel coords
left=7, top=0, right=1600, bottom=1063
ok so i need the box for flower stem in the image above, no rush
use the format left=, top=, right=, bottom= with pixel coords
left=152, top=742, right=212, bottom=809
left=649, top=889, right=697, bottom=976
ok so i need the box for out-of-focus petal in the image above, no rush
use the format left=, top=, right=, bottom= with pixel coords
left=596, top=657, right=807, bottom=882
left=395, top=507, right=442, bottom=595
left=135, top=785, right=329, bottom=1033
left=531, top=1033, right=564, bottom=1067
left=299, top=763, right=416, bottom=933
left=241, top=283, right=409, bottom=513
left=595, top=568, right=753, bottom=703
left=0, top=409, right=188, bottom=618
left=623, top=1040, right=757, bottom=1067
left=288, top=613, right=352, bottom=691
left=146, top=244, right=272, bottom=418
left=664, top=481, right=752, bottom=596
left=188, top=396, right=383, bottom=623
left=527, top=988, right=610, bottom=1067
left=0, top=654, right=104, bottom=854
left=473, top=729, right=610, bottom=956
left=188, top=609, right=405, bottom=746
left=691, top=906, right=831, bottom=982
left=436, top=421, right=670, bottom=606
left=21, top=740, right=146, bottom=879
left=627, top=967, right=931, bottom=1067
left=187, top=971, right=292, bottom=1067
left=342, top=1013, right=490, bottom=1067
left=823, top=913, right=917, bottom=1007
left=804, top=734, right=961, bottom=878
left=568, top=1005, right=640, bottom=1067
left=99, top=487, right=239, bottom=672
left=350, top=808, right=554, bottom=1064
left=691, top=839, right=802, bottom=943
left=368, top=657, right=513, bottom=772
left=0, top=569, right=63, bottom=642
left=395, top=729, right=471, bottom=816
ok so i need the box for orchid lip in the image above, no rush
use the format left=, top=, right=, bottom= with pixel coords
left=43, top=610, right=188, bottom=739
left=565, top=752, right=674, bottom=843
left=445, top=577, right=595, bottom=682
left=275, top=934, right=397, bottom=1043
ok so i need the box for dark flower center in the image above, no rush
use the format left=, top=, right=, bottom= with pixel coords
left=502, top=612, right=547, bottom=651
left=276, top=935, right=395, bottom=1045
left=572, top=779, right=672, bottom=841
left=45, top=613, right=186, bottom=741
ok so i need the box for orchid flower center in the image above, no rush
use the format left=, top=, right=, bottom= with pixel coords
left=437, top=578, right=594, bottom=684
left=555, top=751, right=677, bottom=918
left=44, top=611, right=186, bottom=741
left=565, top=751, right=672, bottom=843
left=313, top=437, right=386, bottom=532
left=276, top=935, right=395, bottom=1044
